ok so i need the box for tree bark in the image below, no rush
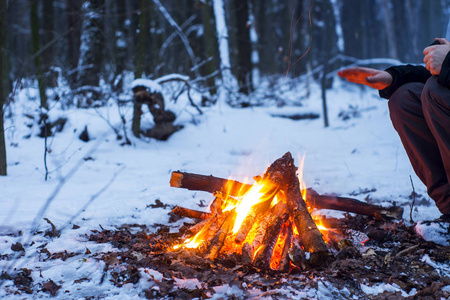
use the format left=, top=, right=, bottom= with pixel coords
left=232, top=0, right=252, bottom=94
left=0, top=0, right=7, bottom=175
left=30, top=0, right=48, bottom=109
left=66, top=0, right=82, bottom=85
left=252, top=202, right=289, bottom=269
left=200, top=0, right=217, bottom=96
left=132, top=0, right=149, bottom=138
left=172, top=206, right=211, bottom=220
left=77, top=0, right=105, bottom=88
left=213, top=0, right=234, bottom=104
left=42, top=0, right=54, bottom=84
left=381, top=0, right=398, bottom=59
left=286, top=171, right=330, bottom=267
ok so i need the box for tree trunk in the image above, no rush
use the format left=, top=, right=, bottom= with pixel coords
left=77, top=0, right=105, bottom=88
left=30, top=0, right=48, bottom=109
left=381, top=0, right=398, bottom=59
left=200, top=0, right=217, bottom=96
left=213, top=0, right=234, bottom=104
left=0, top=0, right=7, bottom=175
left=132, top=0, right=149, bottom=138
left=42, top=0, right=55, bottom=86
left=66, top=0, right=82, bottom=86
left=232, top=0, right=252, bottom=94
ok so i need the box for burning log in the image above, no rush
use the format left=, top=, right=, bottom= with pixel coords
left=172, top=206, right=211, bottom=220
left=278, top=222, right=293, bottom=272
left=253, top=202, right=289, bottom=269
left=205, top=211, right=237, bottom=260
left=170, top=171, right=403, bottom=219
left=195, top=213, right=229, bottom=254
left=235, top=200, right=272, bottom=243
left=276, top=153, right=330, bottom=267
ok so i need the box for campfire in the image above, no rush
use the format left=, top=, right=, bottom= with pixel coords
left=169, top=152, right=403, bottom=271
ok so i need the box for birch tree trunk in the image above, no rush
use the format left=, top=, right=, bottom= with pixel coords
left=213, top=0, right=234, bottom=104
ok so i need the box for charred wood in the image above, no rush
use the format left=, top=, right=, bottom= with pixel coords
left=205, top=211, right=237, bottom=260
left=172, top=206, right=211, bottom=220
left=253, top=202, right=289, bottom=269
left=235, top=200, right=272, bottom=243
left=278, top=222, right=293, bottom=272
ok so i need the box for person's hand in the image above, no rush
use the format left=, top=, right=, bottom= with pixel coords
left=337, top=67, right=393, bottom=90
left=423, top=38, right=450, bottom=75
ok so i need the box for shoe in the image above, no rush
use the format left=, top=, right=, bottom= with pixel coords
left=415, top=214, right=450, bottom=246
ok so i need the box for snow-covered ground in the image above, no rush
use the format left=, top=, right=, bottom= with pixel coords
left=0, top=76, right=443, bottom=298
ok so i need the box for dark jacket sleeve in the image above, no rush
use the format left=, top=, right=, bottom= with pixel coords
left=437, top=52, right=450, bottom=87
left=379, top=65, right=431, bottom=99
left=379, top=52, right=450, bottom=99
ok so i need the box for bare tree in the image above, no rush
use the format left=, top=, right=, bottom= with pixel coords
left=132, top=0, right=149, bottom=138
left=0, top=0, right=7, bottom=176
left=30, top=0, right=48, bottom=109
left=233, top=0, right=252, bottom=94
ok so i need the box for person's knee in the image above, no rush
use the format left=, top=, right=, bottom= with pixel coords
left=388, top=83, right=422, bottom=126
left=421, top=76, right=450, bottom=112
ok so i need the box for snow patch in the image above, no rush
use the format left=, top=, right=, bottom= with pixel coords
left=415, top=221, right=450, bottom=246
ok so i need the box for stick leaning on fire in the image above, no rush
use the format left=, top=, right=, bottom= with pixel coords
left=169, top=152, right=403, bottom=269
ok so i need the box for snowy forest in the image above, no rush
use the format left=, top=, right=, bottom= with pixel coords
left=1, top=0, right=450, bottom=174
left=2, top=0, right=450, bottom=299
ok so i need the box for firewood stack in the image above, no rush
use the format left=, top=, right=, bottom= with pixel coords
left=171, top=152, right=336, bottom=270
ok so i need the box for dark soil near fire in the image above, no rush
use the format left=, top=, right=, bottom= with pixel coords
left=84, top=213, right=450, bottom=300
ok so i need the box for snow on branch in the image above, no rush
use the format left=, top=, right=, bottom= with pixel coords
left=131, top=78, right=163, bottom=94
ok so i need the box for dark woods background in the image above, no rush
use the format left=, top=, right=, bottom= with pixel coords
left=0, top=0, right=448, bottom=176
left=2, top=0, right=449, bottom=97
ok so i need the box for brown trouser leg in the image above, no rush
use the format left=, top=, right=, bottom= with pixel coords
left=388, top=77, right=450, bottom=214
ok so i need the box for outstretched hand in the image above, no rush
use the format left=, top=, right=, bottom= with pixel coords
left=337, top=67, right=393, bottom=90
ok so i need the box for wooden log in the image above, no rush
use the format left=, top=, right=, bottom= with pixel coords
left=278, top=222, right=293, bottom=272
left=289, top=239, right=310, bottom=270
left=196, top=212, right=229, bottom=254
left=286, top=171, right=330, bottom=267
left=306, top=189, right=403, bottom=220
left=235, top=200, right=272, bottom=243
left=205, top=211, right=237, bottom=260
left=253, top=202, right=289, bottom=269
left=172, top=206, right=211, bottom=220
left=186, top=218, right=210, bottom=235
left=249, top=210, right=273, bottom=257
left=170, top=171, right=403, bottom=219
left=170, top=171, right=252, bottom=196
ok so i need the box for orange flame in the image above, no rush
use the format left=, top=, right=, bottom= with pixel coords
left=232, top=182, right=277, bottom=234
left=297, top=153, right=308, bottom=201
